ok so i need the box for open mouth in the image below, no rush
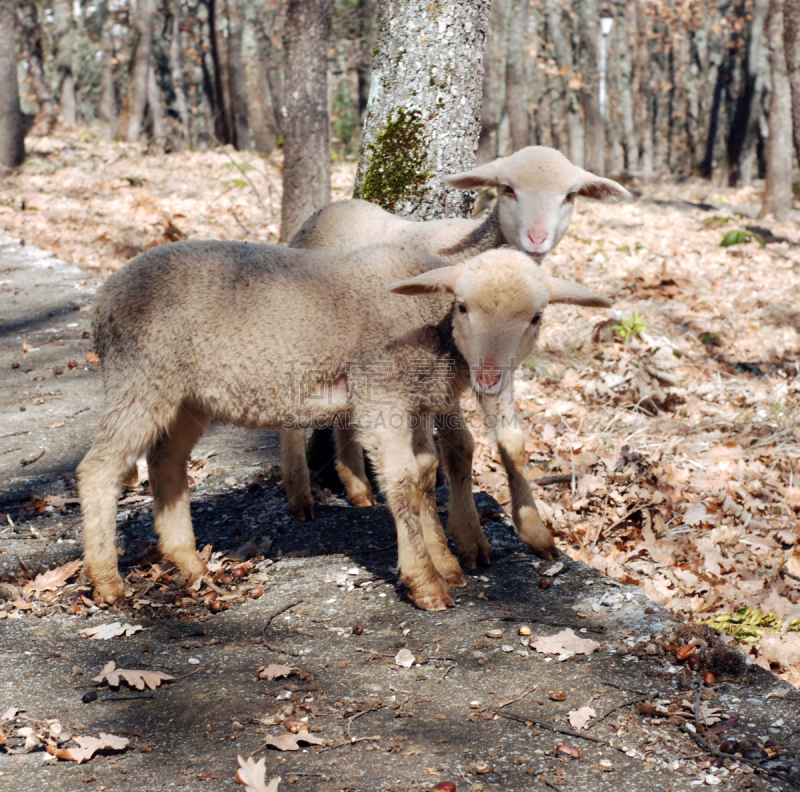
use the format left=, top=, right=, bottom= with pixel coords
left=473, top=369, right=503, bottom=394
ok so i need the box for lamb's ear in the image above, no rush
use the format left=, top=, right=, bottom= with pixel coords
left=388, top=265, right=465, bottom=296
left=545, top=276, right=612, bottom=308
left=445, top=159, right=503, bottom=190
left=576, top=172, right=631, bottom=203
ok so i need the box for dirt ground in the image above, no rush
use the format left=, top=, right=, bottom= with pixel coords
left=1, top=131, right=800, bottom=790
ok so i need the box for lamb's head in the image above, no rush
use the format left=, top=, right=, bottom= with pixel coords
left=446, top=146, right=631, bottom=259
left=389, top=249, right=612, bottom=397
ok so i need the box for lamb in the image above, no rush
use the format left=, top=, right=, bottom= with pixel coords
left=77, top=241, right=610, bottom=609
left=283, top=146, right=630, bottom=565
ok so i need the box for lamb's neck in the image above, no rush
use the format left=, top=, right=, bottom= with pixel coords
left=436, top=203, right=505, bottom=262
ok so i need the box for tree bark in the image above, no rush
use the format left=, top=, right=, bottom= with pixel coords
left=117, top=0, right=155, bottom=142
left=354, top=0, right=490, bottom=220
left=505, top=0, right=530, bottom=152
left=209, top=0, right=233, bottom=145
left=244, top=0, right=280, bottom=154
left=635, top=3, right=653, bottom=177
left=0, top=0, right=24, bottom=169
left=784, top=0, right=800, bottom=159
left=54, top=0, right=76, bottom=125
left=169, top=1, right=191, bottom=142
left=726, top=0, right=769, bottom=185
left=17, top=2, right=57, bottom=134
left=578, top=0, right=603, bottom=175
left=98, top=0, right=116, bottom=132
left=226, top=0, right=252, bottom=150
left=279, top=0, right=333, bottom=241
left=616, top=8, right=637, bottom=171
left=477, top=0, right=506, bottom=162
left=147, top=64, right=165, bottom=148
left=762, top=0, right=793, bottom=220
left=546, top=0, right=583, bottom=166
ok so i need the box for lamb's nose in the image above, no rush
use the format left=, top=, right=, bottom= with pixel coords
left=528, top=231, right=547, bottom=247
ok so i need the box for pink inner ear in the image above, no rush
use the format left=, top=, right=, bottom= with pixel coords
left=577, top=179, right=630, bottom=203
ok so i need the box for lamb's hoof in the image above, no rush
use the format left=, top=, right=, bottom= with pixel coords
left=444, top=571, right=468, bottom=588
left=459, top=542, right=491, bottom=569
left=92, top=574, right=126, bottom=604
left=349, top=493, right=375, bottom=508
left=411, top=590, right=456, bottom=611
left=289, top=497, right=315, bottom=521
left=172, top=551, right=208, bottom=583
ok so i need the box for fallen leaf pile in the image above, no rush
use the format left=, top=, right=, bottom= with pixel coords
left=463, top=181, right=800, bottom=684
left=0, top=707, right=128, bottom=764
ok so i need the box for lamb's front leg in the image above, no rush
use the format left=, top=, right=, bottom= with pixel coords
left=333, top=424, right=376, bottom=508
left=280, top=428, right=314, bottom=520
left=485, top=397, right=556, bottom=560
left=412, top=422, right=465, bottom=586
left=360, top=419, right=454, bottom=611
left=437, top=406, right=491, bottom=568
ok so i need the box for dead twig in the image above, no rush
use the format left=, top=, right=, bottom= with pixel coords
left=261, top=598, right=303, bottom=641
left=586, top=698, right=643, bottom=730
left=679, top=724, right=794, bottom=784
left=20, top=449, right=45, bottom=467
left=532, top=474, right=573, bottom=487
left=316, top=735, right=380, bottom=753
left=498, top=712, right=630, bottom=755
left=600, top=680, right=652, bottom=697
left=498, top=686, right=537, bottom=709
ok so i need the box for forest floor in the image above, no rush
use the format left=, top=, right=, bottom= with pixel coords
left=1, top=127, right=800, bottom=790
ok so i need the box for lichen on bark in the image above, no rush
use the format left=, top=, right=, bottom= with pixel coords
left=359, top=107, right=433, bottom=213
left=354, top=0, right=491, bottom=221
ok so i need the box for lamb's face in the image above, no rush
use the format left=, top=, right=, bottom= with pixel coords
left=446, top=146, right=631, bottom=260
left=449, top=263, right=549, bottom=397
left=388, top=250, right=613, bottom=399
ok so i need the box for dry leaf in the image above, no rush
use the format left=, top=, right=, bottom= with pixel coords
left=85, top=352, right=100, bottom=363
left=92, top=660, right=175, bottom=690
left=395, top=649, right=415, bottom=668
left=43, top=495, right=81, bottom=508
left=531, top=629, right=601, bottom=657
left=567, top=706, right=596, bottom=730
left=44, top=421, right=65, bottom=429
left=80, top=622, right=143, bottom=640
left=757, top=633, right=800, bottom=671
left=235, top=755, right=280, bottom=792
left=23, top=558, right=83, bottom=595
left=46, top=733, right=129, bottom=763
left=0, top=707, right=19, bottom=722
left=11, top=600, right=32, bottom=611
left=263, top=732, right=324, bottom=752
left=257, top=664, right=298, bottom=681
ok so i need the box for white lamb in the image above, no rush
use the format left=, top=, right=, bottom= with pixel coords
left=284, top=146, right=630, bottom=566
left=77, top=242, right=609, bottom=610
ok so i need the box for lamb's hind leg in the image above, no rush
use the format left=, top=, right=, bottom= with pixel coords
left=438, top=408, right=491, bottom=568
left=413, top=422, right=465, bottom=586
left=78, top=410, right=162, bottom=602
left=334, top=424, right=375, bottom=508
left=148, top=405, right=210, bottom=583
left=280, top=428, right=314, bottom=520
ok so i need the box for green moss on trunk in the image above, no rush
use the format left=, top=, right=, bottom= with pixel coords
left=358, top=106, right=432, bottom=213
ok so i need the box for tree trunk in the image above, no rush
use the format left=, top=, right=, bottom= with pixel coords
left=477, top=0, right=506, bottom=162
left=0, top=0, right=24, bottom=169
left=98, top=0, right=116, bottom=132
left=244, top=0, right=280, bottom=154
left=616, top=8, right=637, bottom=171
left=17, top=2, right=57, bottom=134
left=169, top=1, right=191, bottom=142
left=354, top=0, right=490, bottom=220
left=635, top=3, right=653, bottom=177
left=726, top=0, right=769, bottom=186
left=578, top=0, right=603, bottom=175
left=701, top=49, right=729, bottom=178
left=545, top=0, right=583, bottom=166
left=209, top=0, right=232, bottom=145
left=117, top=0, right=154, bottom=142
left=762, top=0, right=793, bottom=220
left=226, top=0, right=251, bottom=150
left=54, top=0, right=76, bottom=125
left=279, top=0, right=333, bottom=241
left=784, top=0, right=800, bottom=159
left=505, top=0, right=529, bottom=152
left=147, top=64, right=165, bottom=148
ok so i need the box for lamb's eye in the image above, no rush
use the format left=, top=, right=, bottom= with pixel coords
left=531, top=313, right=543, bottom=325
left=500, top=184, right=516, bottom=199
left=564, top=190, right=577, bottom=204
left=458, top=303, right=468, bottom=314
